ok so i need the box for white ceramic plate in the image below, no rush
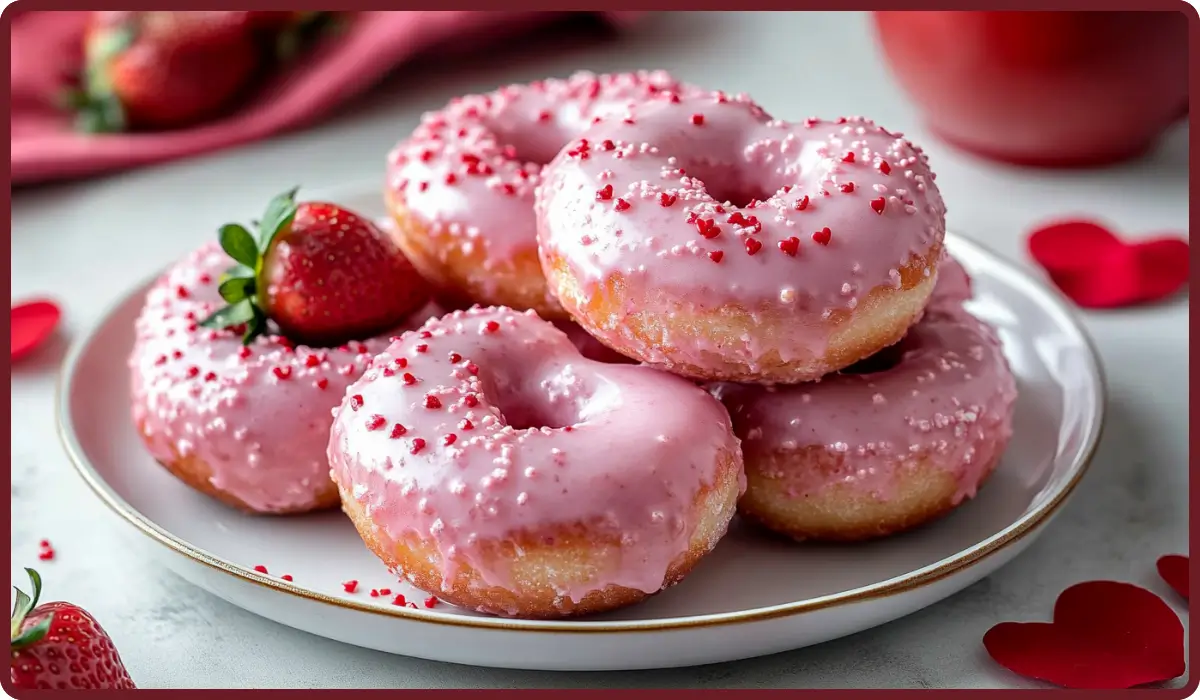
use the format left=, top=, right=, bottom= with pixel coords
left=58, top=189, right=1105, bottom=671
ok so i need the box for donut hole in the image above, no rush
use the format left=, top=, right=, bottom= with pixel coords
left=496, top=395, right=576, bottom=431
left=685, top=159, right=790, bottom=208
left=483, top=371, right=584, bottom=431
left=496, top=128, right=564, bottom=166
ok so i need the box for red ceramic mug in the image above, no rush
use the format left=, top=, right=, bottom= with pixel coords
left=873, top=11, right=1188, bottom=167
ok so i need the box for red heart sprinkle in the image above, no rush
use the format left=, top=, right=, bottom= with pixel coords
left=1157, top=555, right=1188, bottom=600
left=983, top=580, right=1185, bottom=689
left=11, top=299, right=61, bottom=362
left=1027, top=220, right=1188, bottom=308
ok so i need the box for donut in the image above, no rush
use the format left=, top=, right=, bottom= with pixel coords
left=384, top=70, right=687, bottom=319
left=129, top=243, right=438, bottom=514
left=552, top=319, right=637, bottom=364
left=536, top=91, right=947, bottom=383
left=327, top=306, right=743, bottom=618
left=710, top=258, right=1017, bottom=541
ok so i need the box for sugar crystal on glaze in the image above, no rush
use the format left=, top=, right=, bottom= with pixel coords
left=327, top=306, right=743, bottom=604
left=711, top=256, right=1016, bottom=505
left=536, top=93, right=947, bottom=378
left=128, top=242, right=438, bottom=513
left=385, top=71, right=690, bottom=310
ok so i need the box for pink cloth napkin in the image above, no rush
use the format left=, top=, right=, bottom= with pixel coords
left=11, top=11, right=637, bottom=185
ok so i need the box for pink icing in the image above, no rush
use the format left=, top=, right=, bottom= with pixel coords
left=536, top=92, right=947, bottom=365
left=928, top=249, right=973, bottom=311
left=385, top=70, right=686, bottom=296
left=711, top=258, right=1016, bottom=504
left=326, top=306, right=742, bottom=602
left=129, top=242, right=438, bottom=513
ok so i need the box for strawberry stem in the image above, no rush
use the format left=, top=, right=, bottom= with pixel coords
left=71, top=23, right=136, bottom=134
left=198, top=187, right=300, bottom=345
left=10, top=568, right=53, bottom=649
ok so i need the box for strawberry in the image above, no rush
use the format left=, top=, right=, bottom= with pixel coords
left=10, top=568, right=135, bottom=690
left=200, top=187, right=430, bottom=346
left=69, top=11, right=261, bottom=132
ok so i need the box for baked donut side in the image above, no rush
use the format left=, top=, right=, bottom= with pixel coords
left=328, top=306, right=744, bottom=618
left=338, top=454, right=741, bottom=618
left=711, top=258, right=1017, bottom=541
left=384, top=70, right=686, bottom=319
left=537, top=92, right=947, bottom=383
left=129, top=243, right=437, bottom=514
left=543, top=253, right=938, bottom=383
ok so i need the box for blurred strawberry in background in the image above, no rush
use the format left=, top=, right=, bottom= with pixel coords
left=10, top=11, right=637, bottom=184
left=873, top=11, right=1188, bottom=168
left=64, top=11, right=330, bottom=132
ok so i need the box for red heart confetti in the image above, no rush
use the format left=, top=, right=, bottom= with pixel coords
left=1157, top=555, right=1189, bottom=601
left=11, top=298, right=61, bottom=362
left=983, top=580, right=1185, bottom=689
left=1027, top=220, right=1188, bottom=309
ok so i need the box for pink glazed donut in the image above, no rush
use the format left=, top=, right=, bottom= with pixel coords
left=129, top=243, right=437, bottom=514
left=384, top=71, right=687, bottom=319
left=711, top=257, right=1017, bottom=541
left=327, top=306, right=743, bottom=618
left=537, top=90, right=948, bottom=383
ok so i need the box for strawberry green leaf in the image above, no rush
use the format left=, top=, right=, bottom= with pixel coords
left=219, top=224, right=260, bottom=268
left=75, top=105, right=109, bottom=134
left=218, top=276, right=255, bottom=304
left=58, top=87, right=91, bottom=111
left=199, top=298, right=255, bottom=330
left=11, top=586, right=30, bottom=622
left=242, top=305, right=268, bottom=345
left=24, top=568, right=42, bottom=608
left=257, top=187, right=300, bottom=252
left=222, top=264, right=254, bottom=283
left=74, top=95, right=125, bottom=134
left=10, top=589, right=30, bottom=641
left=85, top=24, right=136, bottom=65
left=11, top=569, right=42, bottom=642
left=11, top=614, right=53, bottom=650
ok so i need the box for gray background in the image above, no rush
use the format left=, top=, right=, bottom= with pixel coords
left=10, top=11, right=1189, bottom=688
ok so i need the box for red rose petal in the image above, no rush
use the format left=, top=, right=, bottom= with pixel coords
left=1027, top=220, right=1125, bottom=274
left=1132, top=238, right=1190, bottom=304
left=1026, top=220, right=1188, bottom=309
left=11, top=299, right=61, bottom=361
left=1157, top=555, right=1188, bottom=600
left=983, top=580, right=1185, bottom=689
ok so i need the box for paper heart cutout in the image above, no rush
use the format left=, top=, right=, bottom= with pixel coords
left=11, top=298, right=61, bottom=362
left=983, top=580, right=1185, bottom=689
left=1027, top=220, right=1189, bottom=308
left=1157, top=555, right=1189, bottom=600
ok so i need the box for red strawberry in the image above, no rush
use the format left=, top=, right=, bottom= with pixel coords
left=10, top=568, right=135, bottom=690
left=70, top=11, right=261, bottom=132
left=200, top=187, right=431, bottom=346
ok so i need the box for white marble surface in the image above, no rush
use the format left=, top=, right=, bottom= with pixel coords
left=10, top=11, right=1189, bottom=689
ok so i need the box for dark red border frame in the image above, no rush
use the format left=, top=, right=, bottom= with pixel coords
left=3, top=2, right=1196, bottom=695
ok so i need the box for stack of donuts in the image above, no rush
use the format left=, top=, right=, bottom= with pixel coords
left=129, top=71, right=1018, bottom=620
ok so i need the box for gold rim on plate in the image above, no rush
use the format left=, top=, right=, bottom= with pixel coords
left=55, top=232, right=1107, bottom=633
